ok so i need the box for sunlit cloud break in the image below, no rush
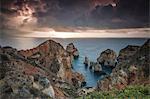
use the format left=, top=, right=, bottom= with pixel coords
left=19, top=28, right=149, bottom=38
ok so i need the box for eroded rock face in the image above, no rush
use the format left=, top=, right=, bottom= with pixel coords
left=18, top=40, right=66, bottom=75
left=97, top=49, right=117, bottom=67
left=32, top=74, right=55, bottom=98
left=0, top=59, right=55, bottom=98
left=72, top=72, right=85, bottom=88
left=97, top=39, right=150, bottom=91
left=97, top=69, right=128, bottom=91
left=66, top=43, right=79, bottom=59
left=117, top=45, right=140, bottom=63
left=18, top=40, right=83, bottom=85
left=0, top=39, right=85, bottom=98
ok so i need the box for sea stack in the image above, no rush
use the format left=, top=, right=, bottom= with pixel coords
left=84, top=56, right=89, bottom=66
left=97, top=49, right=117, bottom=68
left=89, top=62, right=102, bottom=72
left=66, top=43, right=79, bottom=59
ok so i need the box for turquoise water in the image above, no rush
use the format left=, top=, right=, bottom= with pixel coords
left=0, top=38, right=147, bottom=87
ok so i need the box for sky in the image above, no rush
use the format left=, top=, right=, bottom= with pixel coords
left=0, top=0, right=149, bottom=38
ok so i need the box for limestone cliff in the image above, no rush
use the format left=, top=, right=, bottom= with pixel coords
left=117, top=45, right=140, bottom=63
left=18, top=40, right=84, bottom=86
left=97, top=39, right=150, bottom=91
left=0, top=40, right=85, bottom=98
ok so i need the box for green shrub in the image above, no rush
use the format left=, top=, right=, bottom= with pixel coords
left=77, top=85, right=150, bottom=99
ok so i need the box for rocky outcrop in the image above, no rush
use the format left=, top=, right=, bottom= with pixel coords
left=18, top=40, right=68, bottom=79
left=97, top=39, right=150, bottom=91
left=97, top=69, right=128, bottom=91
left=0, top=39, right=85, bottom=98
left=97, top=49, right=117, bottom=67
left=77, top=87, right=96, bottom=96
left=89, top=62, right=102, bottom=72
left=66, top=43, right=79, bottom=59
left=117, top=45, right=140, bottom=63
left=93, top=62, right=102, bottom=72
left=72, top=72, right=85, bottom=88
left=18, top=40, right=84, bottom=86
left=0, top=58, right=55, bottom=98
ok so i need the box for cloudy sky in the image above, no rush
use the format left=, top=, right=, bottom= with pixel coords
left=0, top=0, right=149, bottom=37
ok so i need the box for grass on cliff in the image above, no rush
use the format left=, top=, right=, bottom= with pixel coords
left=77, top=85, right=150, bottom=99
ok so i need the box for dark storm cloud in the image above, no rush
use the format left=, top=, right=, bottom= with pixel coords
left=0, top=0, right=149, bottom=30
left=115, top=0, right=149, bottom=28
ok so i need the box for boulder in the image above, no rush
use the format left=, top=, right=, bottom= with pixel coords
left=33, top=81, right=43, bottom=90
left=38, top=76, right=50, bottom=88
left=32, top=74, right=55, bottom=98
left=42, top=85, right=55, bottom=98
left=77, top=87, right=95, bottom=96
left=84, top=57, right=89, bottom=66
left=97, top=49, right=117, bottom=67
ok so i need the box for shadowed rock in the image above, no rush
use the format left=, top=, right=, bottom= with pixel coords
left=84, top=56, right=89, bottom=66
left=117, top=45, right=140, bottom=63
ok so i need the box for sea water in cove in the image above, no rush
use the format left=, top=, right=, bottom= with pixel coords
left=0, top=38, right=148, bottom=87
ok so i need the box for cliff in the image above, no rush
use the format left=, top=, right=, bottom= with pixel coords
left=0, top=40, right=85, bottom=98
left=97, top=39, right=150, bottom=91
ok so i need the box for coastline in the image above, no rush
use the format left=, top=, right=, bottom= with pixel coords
left=0, top=38, right=149, bottom=98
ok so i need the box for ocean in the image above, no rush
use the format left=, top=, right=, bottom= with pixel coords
left=0, top=38, right=147, bottom=87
